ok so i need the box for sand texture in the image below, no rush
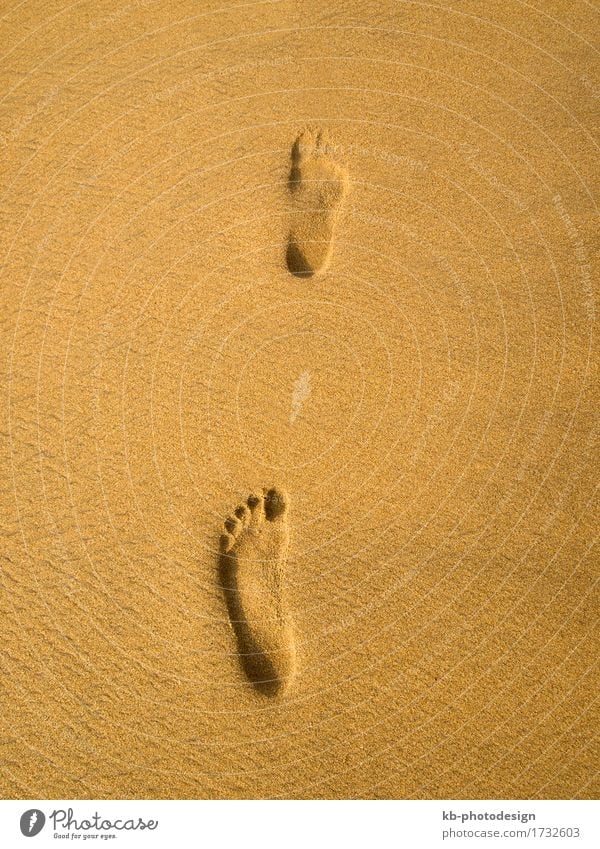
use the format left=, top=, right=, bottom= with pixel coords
left=0, top=0, right=598, bottom=799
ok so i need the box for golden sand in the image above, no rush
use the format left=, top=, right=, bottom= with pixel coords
left=0, top=0, right=598, bottom=799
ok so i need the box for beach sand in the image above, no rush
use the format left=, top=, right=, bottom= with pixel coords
left=0, top=0, right=598, bottom=799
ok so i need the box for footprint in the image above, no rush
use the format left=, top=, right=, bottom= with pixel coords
left=219, top=488, right=296, bottom=696
left=286, top=128, right=348, bottom=277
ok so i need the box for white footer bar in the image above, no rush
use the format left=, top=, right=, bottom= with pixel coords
left=0, top=799, right=597, bottom=849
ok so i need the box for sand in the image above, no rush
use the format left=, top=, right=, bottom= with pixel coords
left=0, top=0, right=598, bottom=800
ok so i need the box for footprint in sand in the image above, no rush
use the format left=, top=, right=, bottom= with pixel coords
left=286, top=128, right=349, bottom=277
left=219, top=487, right=295, bottom=696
